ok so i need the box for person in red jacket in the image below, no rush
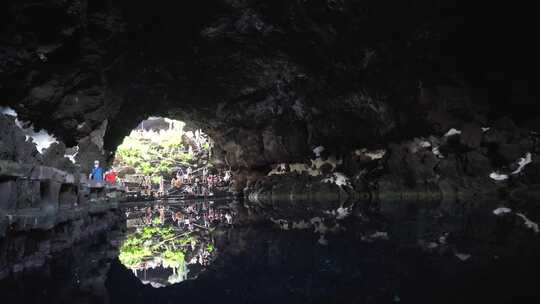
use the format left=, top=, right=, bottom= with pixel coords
left=104, top=170, right=117, bottom=185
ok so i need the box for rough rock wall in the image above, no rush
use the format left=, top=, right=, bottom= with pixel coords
left=0, top=115, right=41, bottom=164
left=1, top=0, right=539, bottom=175
left=0, top=113, right=80, bottom=173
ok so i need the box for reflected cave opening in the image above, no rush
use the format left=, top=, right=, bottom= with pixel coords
left=119, top=199, right=236, bottom=288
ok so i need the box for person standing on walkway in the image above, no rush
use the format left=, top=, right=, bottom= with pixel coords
left=104, top=170, right=117, bottom=184
left=89, top=160, right=104, bottom=181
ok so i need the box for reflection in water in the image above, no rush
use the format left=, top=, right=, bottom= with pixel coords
left=1, top=197, right=539, bottom=303
left=119, top=226, right=192, bottom=287
left=120, top=200, right=232, bottom=287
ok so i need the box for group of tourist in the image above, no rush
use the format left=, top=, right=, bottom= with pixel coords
left=170, top=168, right=231, bottom=196
left=90, top=159, right=231, bottom=198
left=89, top=160, right=118, bottom=185
left=139, top=201, right=234, bottom=232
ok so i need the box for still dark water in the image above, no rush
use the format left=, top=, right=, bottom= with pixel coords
left=1, top=197, right=540, bottom=304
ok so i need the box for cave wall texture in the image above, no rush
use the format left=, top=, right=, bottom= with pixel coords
left=1, top=0, right=539, bottom=175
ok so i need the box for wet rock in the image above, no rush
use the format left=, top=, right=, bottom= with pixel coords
left=484, top=117, right=520, bottom=145
left=522, top=160, right=540, bottom=184
left=498, top=141, right=531, bottom=164
left=460, top=122, right=483, bottom=148
left=386, top=142, right=438, bottom=187
left=0, top=209, right=122, bottom=281
left=319, top=162, right=334, bottom=176
left=463, top=151, right=491, bottom=177
left=262, top=122, right=309, bottom=164
left=435, top=155, right=461, bottom=178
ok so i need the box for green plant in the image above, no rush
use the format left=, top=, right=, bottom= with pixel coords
left=119, top=224, right=196, bottom=269
left=119, top=244, right=152, bottom=268
left=202, top=142, right=210, bottom=151
left=163, top=250, right=185, bottom=264
left=113, top=123, right=203, bottom=178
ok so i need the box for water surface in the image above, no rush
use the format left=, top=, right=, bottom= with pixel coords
left=1, top=197, right=539, bottom=304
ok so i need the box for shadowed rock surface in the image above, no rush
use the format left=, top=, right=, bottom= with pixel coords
left=2, top=1, right=539, bottom=176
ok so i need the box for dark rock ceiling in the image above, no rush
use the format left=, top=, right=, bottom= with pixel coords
left=1, top=0, right=538, bottom=170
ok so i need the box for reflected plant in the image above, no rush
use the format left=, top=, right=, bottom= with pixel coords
left=152, top=216, right=162, bottom=225
left=162, top=250, right=185, bottom=267
left=119, top=225, right=195, bottom=270
left=119, top=244, right=152, bottom=268
left=176, top=234, right=198, bottom=247
left=119, top=218, right=219, bottom=288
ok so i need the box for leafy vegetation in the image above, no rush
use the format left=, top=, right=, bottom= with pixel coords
left=118, top=225, right=193, bottom=269
left=114, top=129, right=195, bottom=178
left=162, top=250, right=185, bottom=268
left=113, top=118, right=213, bottom=186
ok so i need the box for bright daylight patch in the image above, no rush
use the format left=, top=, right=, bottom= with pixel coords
left=1, top=106, right=58, bottom=153
left=112, top=117, right=230, bottom=199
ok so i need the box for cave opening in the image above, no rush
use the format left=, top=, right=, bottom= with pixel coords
left=110, top=116, right=231, bottom=200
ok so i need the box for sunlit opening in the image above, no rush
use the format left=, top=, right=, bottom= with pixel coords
left=111, top=117, right=231, bottom=199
